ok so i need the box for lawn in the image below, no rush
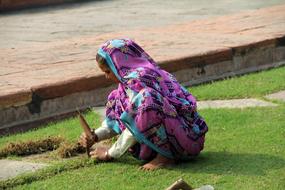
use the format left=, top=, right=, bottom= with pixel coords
left=0, top=66, right=284, bottom=190
left=189, top=66, right=285, bottom=100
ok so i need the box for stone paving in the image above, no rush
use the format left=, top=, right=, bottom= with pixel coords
left=197, top=98, right=277, bottom=109
left=1, top=0, right=285, bottom=48
left=0, top=159, right=47, bottom=180
left=265, top=90, right=285, bottom=102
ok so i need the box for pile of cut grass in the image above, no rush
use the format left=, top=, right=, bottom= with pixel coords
left=0, top=136, right=87, bottom=159
left=0, top=137, right=63, bottom=158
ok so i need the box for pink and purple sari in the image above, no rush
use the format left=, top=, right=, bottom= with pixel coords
left=98, top=39, right=208, bottom=161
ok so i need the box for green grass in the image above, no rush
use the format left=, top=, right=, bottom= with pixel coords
left=0, top=66, right=285, bottom=189
left=2, top=105, right=284, bottom=190
left=189, top=66, right=285, bottom=100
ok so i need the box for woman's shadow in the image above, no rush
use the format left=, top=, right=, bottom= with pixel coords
left=174, top=151, right=285, bottom=176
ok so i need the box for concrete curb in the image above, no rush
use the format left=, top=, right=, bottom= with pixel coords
left=1, top=5, right=285, bottom=134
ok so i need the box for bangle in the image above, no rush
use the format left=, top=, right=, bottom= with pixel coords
left=105, top=150, right=109, bottom=158
left=105, top=150, right=113, bottom=161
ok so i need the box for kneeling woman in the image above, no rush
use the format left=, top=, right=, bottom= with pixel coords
left=79, top=38, right=208, bottom=170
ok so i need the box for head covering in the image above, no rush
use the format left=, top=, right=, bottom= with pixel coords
left=97, top=39, right=158, bottom=82
left=98, top=38, right=208, bottom=160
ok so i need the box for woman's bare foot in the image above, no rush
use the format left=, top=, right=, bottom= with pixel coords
left=141, top=154, right=175, bottom=171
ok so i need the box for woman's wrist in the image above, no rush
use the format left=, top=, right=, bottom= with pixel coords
left=105, top=150, right=113, bottom=161
left=91, top=129, right=98, bottom=143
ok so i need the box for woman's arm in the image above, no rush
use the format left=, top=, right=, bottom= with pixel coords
left=108, top=128, right=137, bottom=158
left=90, top=127, right=137, bottom=160
left=79, top=120, right=118, bottom=148
left=94, top=120, right=118, bottom=141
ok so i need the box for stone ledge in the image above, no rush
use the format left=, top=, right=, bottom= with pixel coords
left=0, top=0, right=83, bottom=11
left=0, top=86, right=32, bottom=109
left=32, top=75, right=112, bottom=99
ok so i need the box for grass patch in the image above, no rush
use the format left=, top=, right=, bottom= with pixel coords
left=189, top=66, right=285, bottom=100
left=3, top=105, right=284, bottom=190
left=1, top=67, right=285, bottom=189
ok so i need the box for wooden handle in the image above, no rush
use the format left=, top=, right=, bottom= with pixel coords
left=78, top=111, right=92, bottom=157
left=165, top=178, right=192, bottom=190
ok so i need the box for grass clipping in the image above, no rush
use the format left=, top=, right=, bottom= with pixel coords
left=56, top=142, right=86, bottom=158
left=0, top=136, right=87, bottom=159
left=0, top=136, right=64, bottom=158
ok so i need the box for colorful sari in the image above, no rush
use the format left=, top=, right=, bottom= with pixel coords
left=98, top=39, right=208, bottom=161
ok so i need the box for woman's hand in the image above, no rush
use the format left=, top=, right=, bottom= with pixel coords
left=78, top=131, right=97, bottom=148
left=90, top=146, right=113, bottom=161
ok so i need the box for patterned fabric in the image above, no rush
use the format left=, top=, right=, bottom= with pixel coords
left=98, top=38, right=208, bottom=160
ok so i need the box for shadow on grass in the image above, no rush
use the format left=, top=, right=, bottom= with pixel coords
left=174, top=151, right=285, bottom=176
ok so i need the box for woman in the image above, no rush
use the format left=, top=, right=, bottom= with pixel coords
left=79, top=38, right=208, bottom=170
